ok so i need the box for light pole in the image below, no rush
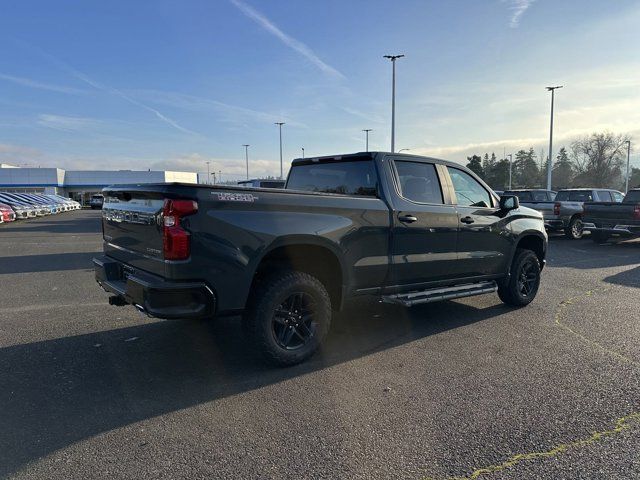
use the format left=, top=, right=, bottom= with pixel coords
left=383, top=54, right=404, bottom=152
left=625, top=140, right=631, bottom=193
left=301, top=147, right=305, bottom=159
left=218, top=170, right=222, bottom=184
left=275, top=122, right=285, bottom=179
left=206, top=161, right=211, bottom=185
left=506, top=153, right=513, bottom=190
left=362, top=129, right=372, bottom=152
left=545, top=85, right=563, bottom=190
left=211, top=172, right=216, bottom=184
left=242, top=144, right=250, bottom=180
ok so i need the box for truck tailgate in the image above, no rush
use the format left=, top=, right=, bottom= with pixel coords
left=584, top=202, right=637, bottom=224
left=101, top=188, right=169, bottom=276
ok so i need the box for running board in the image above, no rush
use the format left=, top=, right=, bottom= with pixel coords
left=382, top=281, right=498, bottom=307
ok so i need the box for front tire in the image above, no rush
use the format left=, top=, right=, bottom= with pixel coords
left=498, top=249, right=541, bottom=307
left=564, top=216, right=584, bottom=239
left=243, top=270, right=331, bottom=366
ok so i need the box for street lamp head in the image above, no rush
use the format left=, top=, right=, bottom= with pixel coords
left=546, top=85, right=563, bottom=91
left=384, top=54, right=405, bottom=60
left=362, top=129, right=372, bottom=132
left=274, top=122, right=285, bottom=126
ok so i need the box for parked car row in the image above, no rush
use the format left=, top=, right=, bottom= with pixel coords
left=499, top=188, right=625, bottom=239
left=0, top=192, right=80, bottom=222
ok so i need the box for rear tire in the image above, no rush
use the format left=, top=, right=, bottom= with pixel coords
left=243, top=270, right=331, bottom=366
left=498, top=249, right=541, bottom=307
left=564, top=216, right=584, bottom=239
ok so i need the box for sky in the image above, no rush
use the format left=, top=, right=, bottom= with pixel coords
left=0, top=0, right=639, bottom=180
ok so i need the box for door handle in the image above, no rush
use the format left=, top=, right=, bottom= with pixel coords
left=460, top=216, right=475, bottom=224
left=398, top=214, right=418, bottom=223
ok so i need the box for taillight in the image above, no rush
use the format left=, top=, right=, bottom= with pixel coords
left=553, top=202, right=560, bottom=216
left=163, top=199, right=198, bottom=260
left=634, top=205, right=640, bottom=221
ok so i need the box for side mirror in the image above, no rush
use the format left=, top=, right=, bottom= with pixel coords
left=499, top=195, right=520, bottom=211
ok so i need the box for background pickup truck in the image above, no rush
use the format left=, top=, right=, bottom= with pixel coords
left=583, top=189, right=640, bottom=243
left=542, top=188, right=625, bottom=239
left=503, top=189, right=556, bottom=225
left=94, top=152, right=547, bottom=365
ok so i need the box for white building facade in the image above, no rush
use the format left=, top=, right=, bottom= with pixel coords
left=0, top=166, right=198, bottom=205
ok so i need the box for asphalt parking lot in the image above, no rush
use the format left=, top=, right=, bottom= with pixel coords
left=1, top=210, right=639, bottom=480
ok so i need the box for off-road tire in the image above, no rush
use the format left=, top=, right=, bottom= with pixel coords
left=243, top=270, right=331, bottom=366
left=564, top=216, right=584, bottom=239
left=498, top=248, right=541, bottom=307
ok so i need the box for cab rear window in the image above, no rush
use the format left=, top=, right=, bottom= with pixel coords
left=623, top=190, right=640, bottom=203
left=286, top=160, right=378, bottom=196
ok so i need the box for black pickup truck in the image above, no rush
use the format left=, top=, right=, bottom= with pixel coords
left=94, top=152, right=547, bottom=365
left=583, top=188, right=640, bottom=242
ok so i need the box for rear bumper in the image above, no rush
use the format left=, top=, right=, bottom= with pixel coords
left=93, top=255, right=216, bottom=319
left=583, top=222, right=640, bottom=237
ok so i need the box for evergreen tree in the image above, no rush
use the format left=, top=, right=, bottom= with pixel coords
left=492, top=158, right=511, bottom=189
left=513, top=148, right=539, bottom=187
left=551, top=147, right=573, bottom=190
left=481, top=152, right=497, bottom=186
left=466, top=154, right=484, bottom=177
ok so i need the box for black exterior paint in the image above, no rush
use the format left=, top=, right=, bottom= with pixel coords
left=95, top=152, right=547, bottom=318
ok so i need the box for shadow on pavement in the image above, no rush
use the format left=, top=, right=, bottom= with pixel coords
left=0, top=220, right=101, bottom=235
left=547, top=236, right=640, bottom=270
left=0, top=298, right=507, bottom=477
left=0, top=252, right=97, bottom=274
left=603, top=265, right=640, bottom=288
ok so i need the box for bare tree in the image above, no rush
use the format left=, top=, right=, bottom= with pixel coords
left=570, top=132, right=630, bottom=188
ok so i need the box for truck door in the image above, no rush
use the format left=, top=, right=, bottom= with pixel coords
left=387, top=159, right=459, bottom=288
left=445, top=166, right=510, bottom=277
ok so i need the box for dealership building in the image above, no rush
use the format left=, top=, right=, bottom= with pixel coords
left=0, top=165, right=198, bottom=205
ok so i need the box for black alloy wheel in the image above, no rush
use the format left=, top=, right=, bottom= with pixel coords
left=517, top=257, right=539, bottom=298
left=272, top=292, right=317, bottom=350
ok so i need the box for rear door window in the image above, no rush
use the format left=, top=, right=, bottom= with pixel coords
left=394, top=161, right=443, bottom=204
left=596, top=190, right=612, bottom=202
left=447, top=167, right=492, bottom=207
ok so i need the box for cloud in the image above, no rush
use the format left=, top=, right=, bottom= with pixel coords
left=230, top=0, right=345, bottom=79
left=504, top=0, right=536, bottom=28
left=68, top=69, right=198, bottom=136
left=0, top=73, right=86, bottom=95
left=129, top=89, right=306, bottom=127
left=0, top=143, right=42, bottom=165
left=340, top=106, right=385, bottom=125
left=37, top=114, right=100, bottom=132
left=149, top=152, right=284, bottom=180
left=34, top=49, right=199, bottom=136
